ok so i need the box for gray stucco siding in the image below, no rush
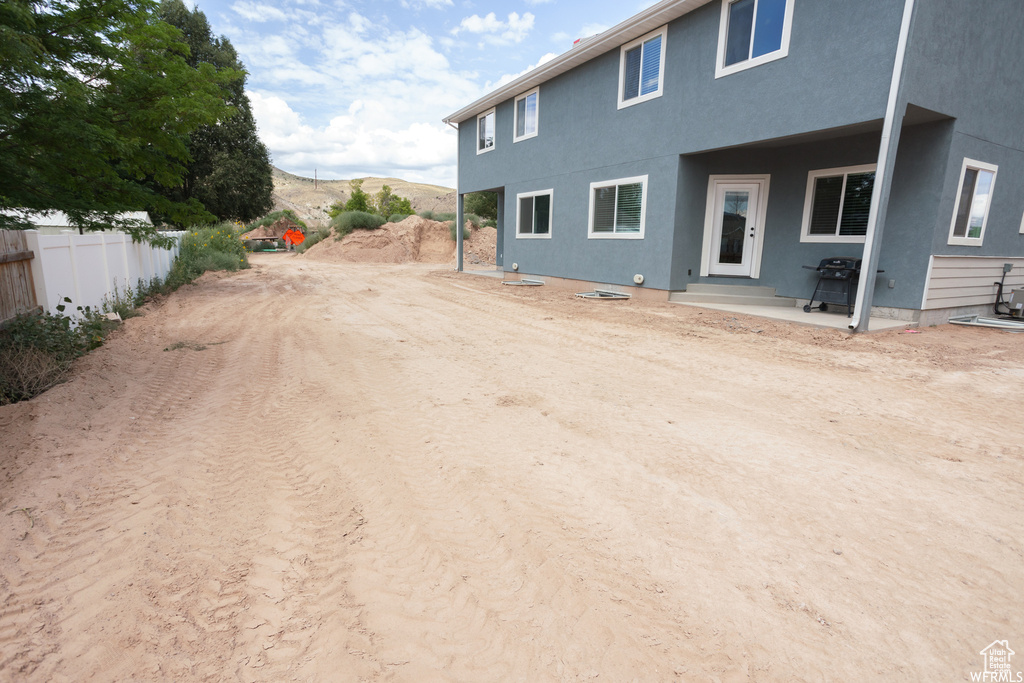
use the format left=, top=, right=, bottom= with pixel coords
left=501, top=157, right=680, bottom=290
left=457, top=0, right=904, bottom=195
left=672, top=124, right=953, bottom=310
left=904, top=0, right=1024, bottom=153
left=928, top=130, right=1024, bottom=259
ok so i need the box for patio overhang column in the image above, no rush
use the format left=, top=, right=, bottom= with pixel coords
left=851, top=0, right=917, bottom=331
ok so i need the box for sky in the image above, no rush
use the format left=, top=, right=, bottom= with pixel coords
left=184, top=0, right=660, bottom=188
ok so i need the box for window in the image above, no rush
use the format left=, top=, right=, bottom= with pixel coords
left=588, top=176, right=647, bottom=239
left=618, top=27, right=666, bottom=109
left=514, top=88, right=539, bottom=142
left=800, top=165, right=876, bottom=243
left=477, top=108, right=495, bottom=154
left=948, top=158, right=997, bottom=246
left=716, top=0, right=793, bottom=78
left=516, top=190, right=553, bottom=238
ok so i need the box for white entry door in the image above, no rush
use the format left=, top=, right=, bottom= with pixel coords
left=709, top=182, right=759, bottom=277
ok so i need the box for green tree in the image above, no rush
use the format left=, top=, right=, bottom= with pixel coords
left=156, top=0, right=273, bottom=224
left=464, top=191, right=498, bottom=220
left=328, top=179, right=371, bottom=217
left=0, top=0, right=234, bottom=242
left=371, top=185, right=413, bottom=218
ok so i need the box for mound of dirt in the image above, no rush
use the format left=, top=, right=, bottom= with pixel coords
left=302, top=215, right=454, bottom=264
left=241, top=217, right=300, bottom=240
left=465, top=225, right=497, bottom=266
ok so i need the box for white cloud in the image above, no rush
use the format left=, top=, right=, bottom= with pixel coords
left=230, top=1, right=289, bottom=23
left=232, top=9, right=488, bottom=188
left=551, top=21, right=609, bottom=48
left=400, top=0, right=454, bottom=8
left=250, top=92, right=459, bottom=186
left=578, top=22, right=610, bottom=39
left=486, top=52, right=558, bottom=90
left=452, top=11, right=535, bottom=45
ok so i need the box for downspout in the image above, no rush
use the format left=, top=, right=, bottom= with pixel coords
left=850, top=0, right=916, bottom=331
left=444, top=119, right=464, bottom=272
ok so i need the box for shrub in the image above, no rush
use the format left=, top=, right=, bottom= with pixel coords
left=332, top=211, right=386, bottom=240
left=166, top=224, right=248, bottom=289
left=388, top=213, right=409, bottom=224
left=464, top=213, right=482, bottom=229
left=295, top=226, right=331, bottom=253
left=482, top=218, right=497, bottom=228
left=0, top=299, right=114, bottom=405
left=247, top=209, right=308, bottom=231
left=433, top=212, right=456, bottom=222
left=418, top=210, right=435, bottom=220
left=0, top=345, right=69, bottom=405
left=448, top=220, right=470, bottom=241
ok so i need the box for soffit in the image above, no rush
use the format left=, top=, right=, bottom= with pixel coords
left=443, top=0, right=716, bottom=125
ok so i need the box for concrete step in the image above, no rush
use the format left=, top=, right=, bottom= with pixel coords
left=669, top=285, right=798, bottom=308
left=684, top=283, right=778, bottom=297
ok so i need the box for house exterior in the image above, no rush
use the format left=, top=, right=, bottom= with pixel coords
left=443, top=0, right=1024, bottom=328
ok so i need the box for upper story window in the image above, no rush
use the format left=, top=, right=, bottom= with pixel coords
left=477, top=108, right=495, bottom=154
left=948, top=158, right=998, bottom=246
left=589, top=175, right=647, bottom=239
left=716, top=0, right=794, bottom=78
left=516, top=189, right=552, bottom=238
left=618, top=26, right=666, bottom=109
left=514, top=88, right=539, bottom=142
left=800, top=165, right=876, bottom=243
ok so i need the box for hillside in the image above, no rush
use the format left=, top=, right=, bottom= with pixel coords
left=271, top=167, right=456, bottom=227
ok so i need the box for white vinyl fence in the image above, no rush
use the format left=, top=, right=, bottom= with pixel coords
left=25, top=230, right=185, bottom=316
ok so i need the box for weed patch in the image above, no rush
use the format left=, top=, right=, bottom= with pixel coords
left=166, top=223, right=249, bottom=289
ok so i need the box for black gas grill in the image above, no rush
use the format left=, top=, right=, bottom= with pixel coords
left=802, top=257, right=865, bottom=317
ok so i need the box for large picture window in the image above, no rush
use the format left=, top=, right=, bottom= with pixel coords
left=618, top=27, right=666, bottom=109
left=588, top=176, right=647, bottom=239
left=716, top=0, right=793, bottom=78
left=800, top=165, right=876, bottom=243
left=948, top=158, right=997, bottom=246
left=514, top=88, right=538, bottom=142
left=517, top=190, right=552, bottom=238
left=477, top=108, right=495, bottom=154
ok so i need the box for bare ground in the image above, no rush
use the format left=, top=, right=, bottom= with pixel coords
left=1, top=255, right=1022, bottom=681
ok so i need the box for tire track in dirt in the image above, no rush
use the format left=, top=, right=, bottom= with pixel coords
left=311, top=270, right=755, bottom=679
left=3, top=258, right=1023, bottom=681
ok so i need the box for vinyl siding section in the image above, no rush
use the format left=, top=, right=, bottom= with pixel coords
left=921, top=256, right=1024, bottom=310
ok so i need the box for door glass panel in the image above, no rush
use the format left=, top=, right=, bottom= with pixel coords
left=718, top=190, right=749, bottom=264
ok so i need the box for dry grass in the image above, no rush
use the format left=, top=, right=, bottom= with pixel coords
left=0, top=345, right=71, bottom=405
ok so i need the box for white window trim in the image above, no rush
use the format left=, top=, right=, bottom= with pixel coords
left=476, top=108, right=495, bottom=155
left=715, top=0, right=795, bottom=79
left=515, top=189, right=553, bottom=239
left=1019, top=210, right=1024, bottom=235
left=799, top=164, right=877, bottom=244
left=513, top=87, right=539, bottom=143
left=617, top=26, right=667, bottom=110
left=948, top=158, right=998, bottom=246
left=588, top=175, right=648, bottom=240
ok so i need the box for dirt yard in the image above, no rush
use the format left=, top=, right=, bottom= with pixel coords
left=1, top=254, right=1022, bottom=681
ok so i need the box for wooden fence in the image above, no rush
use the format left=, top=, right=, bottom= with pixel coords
left=0, top=230, right=37, bottom=324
